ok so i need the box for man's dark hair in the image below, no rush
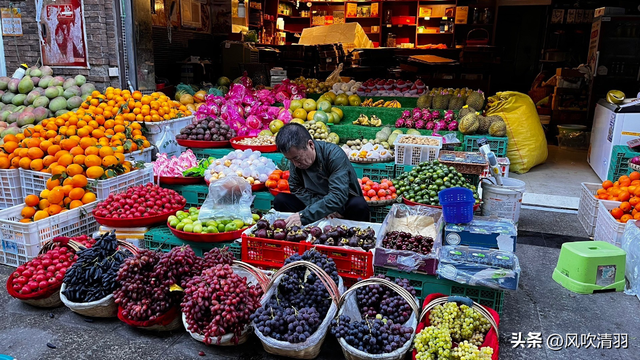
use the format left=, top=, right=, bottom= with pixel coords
left=276, top=123, right=312, bottom=153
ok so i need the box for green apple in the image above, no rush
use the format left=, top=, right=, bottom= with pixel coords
left=217, top=223, right=226, bottom=233
left=252, top=214, right=260, bottom=221
left=224, top=222, right=238, bottom=232
left=193, top=224, right=203, bottom=233
left=233, top=219, right=245, bottom=229
left=183, top=224, right=194, bottom=233
left=206, top=220, right=218, bottom=228
left=190, top=214, right=198, bottom=221
left=169, top=219, right=179, bottom=228
left=176, top=211, right=187, bottom=220
left=176, top=222, right=186, bottom=231
left=181, top=218, right=193, bottom=224
left=208, top=226, right=219, bottom=233
left=188, top=207, right=198, bottom=214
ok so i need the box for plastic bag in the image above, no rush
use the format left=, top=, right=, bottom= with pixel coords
left=253, top=275, right=344, bottom=354
left=374, top=204, right=443, bottom=273
left=326, top=63, right=344, bottom=84
left=338, top=289, right=417, bottom=360
left=436, top=245, right=521, bottom=291
left=155, top=125, right=182, bottom=158
left=486, top=91, right=548, bottom=174
left=622, top=222, right=640, bottom=300
left=199, top=175, right=255, bottom=225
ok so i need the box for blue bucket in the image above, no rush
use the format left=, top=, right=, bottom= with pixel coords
left=438, top=187, right=475, bottom=224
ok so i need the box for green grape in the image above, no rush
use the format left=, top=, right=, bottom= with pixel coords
left=450, top=340, right=494, bottom=360
left=414, top=326, right=453, bottom=360
left=470, top=332, right=485, bottom=346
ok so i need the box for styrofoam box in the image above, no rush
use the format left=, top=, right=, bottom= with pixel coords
left=480, top=158, right=510, bottom=179
left=393, top=134, right=442, bottom=166
left=0, top=202, right=98, bottom=266
left=21, top=165, right=154, bottom=201
left=0, top=169, right=23, bottom=210
left=594, top=200, right=631, bottom=248
left=578, top=182, right=620, bottom=237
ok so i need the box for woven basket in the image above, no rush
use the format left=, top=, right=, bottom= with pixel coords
left=7, top=238, right=86, bottom=308
left=253, top=261, right=342, bottom=359
left=59, top=240, right=138, bottom=318
left=337, top=278, right=420, bottom=360
left=183, top=261, right=271, bottom=346
left=438, top=151, right=487, bottom=175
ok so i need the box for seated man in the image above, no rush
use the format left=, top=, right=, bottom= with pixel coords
left=274, top=123, right=370, bottom=226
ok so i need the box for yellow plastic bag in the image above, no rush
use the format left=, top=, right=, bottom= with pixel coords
left=486, top=91, right=548, bottom=174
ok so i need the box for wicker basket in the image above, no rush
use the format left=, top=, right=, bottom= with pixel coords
left=7, top=238, right=86, bottom=308
left=336, top=278, right=420, bottom=360
left=183, top=261, right=271, bottom=346
left=438, top=151, right=488, bottom=175
left=59, top=240, right=138, bottom=318
left=253, top=261, right=342, bottom=359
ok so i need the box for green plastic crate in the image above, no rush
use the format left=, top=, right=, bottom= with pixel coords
left=308, top=94, right=419, bottom=108
left=253, top=191, right=275, bottom=212
left=190, top=148, right=286, bottom=164
left=463, top=135, right=508, bottom=158
left=607, top=145, right=640, bottom=181
left=370, top=205, right=392, bottom=223
left=143, top=226, right=242, bottom=259
left=162, top=184, right=208, bottom=208
left=374, top=266, right=504, bottom=314
left=395, top=165, right=479, bottom=188
left=351, top=162, right=398, bottom=181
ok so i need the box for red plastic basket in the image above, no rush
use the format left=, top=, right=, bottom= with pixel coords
left=176, top=139, right=230, bottom=148
left=306, top=243, right=373, bottom=280
left=169, top=224, right=249, bottom=243
left=154, top=176, right=204, bottom=185
left=230, top=136, right=277, bottom=152
left=93, top=210, right=181, bottom=228
left=269, top=188, right=290, bottom=196
left=412, top=293, right=500, bottom=360
left=241, top=234, right=307, bottom=270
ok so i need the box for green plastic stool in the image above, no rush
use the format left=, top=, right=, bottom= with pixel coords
left=552, top=241, right=626, bottom=294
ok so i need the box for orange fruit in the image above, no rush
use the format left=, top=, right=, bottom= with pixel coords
left=69, top=146, right=84, bottom=156
left=0, top=156, right=11, bottom=170
left=47, top=204, right=62, bottom=216
left=18, top=157, right=31, bottom=170
left=21, top=206, right=36, bottom=219
left=81, top=192, right=96, bottom=204
left=57, top=153, right=73, bottom=167
left=66, top=164, right=84, bottom=176
left=19, top=219, right=32, bottom=223
left=631, top=172, right=640, bottom=181
left=47, top=188, right=65, bottom=204
left=3, top=141, right=19, bottom=154
left=620, top=202, right=632, bottom=213
left=99, top=146, right=114, bottom=157
left=86, top=166, right=104, bottom=179
left=85, top=146, right=100, bottom=156
left=50, top=165, right=67, bottom=176
left=61, top=185, right=74, bottom=196
left=101, top=155, right=118, bottom=167
left=64, top=197, right=72, bottom=206
left=618, top=191, right=630, bottom=202
left=38, top=199, right=50, bottom=210
left=71, top=174, right=88, bottom=188
left=40, top=189, right=50, bottom=199
left=611, top=208, right=624, bottom=219
left=34, top=210, right=49, bottom=221
left=26, top=147, right=44, bottom=160
left=25, top=195, right=40, bottom=207
left=47, top=144, right=61, bottom=156
left=69, top=200, right=84, bottom=209
left=634, top=213, right=640, bottom=221
left=29, top=159, right=44, bottom=171
left=46, top=178, right=61, bottom=190
left=602, top=180, right=613, bottom=189
left=621, top=214, right=633, bottom=223
left=73, top=155, right=86, bottom=166
left=84, top=154, right=102, bottom=167
left=114, top=153, right=125, bottom=164
left=69, top=188, right=85, bottom=200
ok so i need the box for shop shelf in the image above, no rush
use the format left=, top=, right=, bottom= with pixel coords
left=594, top=200, right=630, bottom=248
left=0, top=169, right=22, bottom=210
left=143, top=225, right=242, bottom=259
left=607, top=145, right=640, bottom=181
left=463, top=135, right=508, bottom=158
left=374, top=266, right=505, bottom=314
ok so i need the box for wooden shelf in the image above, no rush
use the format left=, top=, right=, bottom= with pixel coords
left=278, top=14, right=310, bottom=19
left=346, top=17, right=380, bottom=19
left=417, top=32, right=453, bottom=35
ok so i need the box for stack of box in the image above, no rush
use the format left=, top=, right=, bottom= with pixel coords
left=270, top=67, right=287, bottom=87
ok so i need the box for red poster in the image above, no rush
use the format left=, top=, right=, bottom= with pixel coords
left=39, top=0, right=89, bottom=68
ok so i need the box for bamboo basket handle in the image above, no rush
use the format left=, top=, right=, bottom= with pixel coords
left=337, top=277, right=419, bottom=319
left=116, top=239, right=140, bottom=255
left=233, top=260, right=272, bottom=293
left=419, top=296, right=499, bottom=338
left=267, top=261, right=341, bottom=306
left=39, top=237, right=84, bottom=255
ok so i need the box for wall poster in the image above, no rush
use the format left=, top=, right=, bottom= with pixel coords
left=38, top=0, right=90, bottom=68
left=1, top=8, right=23, bottom=36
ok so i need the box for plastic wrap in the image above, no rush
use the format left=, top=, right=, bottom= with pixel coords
left=253, top=275, right=345, bottom=354
left=444, top=216, right=517, bottom=252
left=437, top=245, right=520, bottom=291
left=199, top=175, right=255, bottom=225
left=373, top=204, right=443, bottom=273
left=622, top=222, right=640, bottom=300
left=338, top=290, right=418, bottom=360
left=155, top=125, right=182, bottom=158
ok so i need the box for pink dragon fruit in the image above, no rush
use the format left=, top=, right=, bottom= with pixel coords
left=395, top=118, right=405, bottom=128
left=448, top=121, right=459, bottom=131
left=413, top=109, right=422, bottom=121
left=444, top=110, right=454, bottom=122
left=431, top=110, right=440, bottom=120
left=415, top=120, right=426, bottom=129
left=434, top=120, right=447, bottom=132
left=402, top=110, right=411, bottom=118
left=426, top=121, right=435, bottom=130
left=405, top=119, right=415, bottom=129
left=246, top=115, right=261, bottom=130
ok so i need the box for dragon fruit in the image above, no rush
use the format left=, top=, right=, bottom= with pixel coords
left=434, top=120, right=447, bottom=132
left=431, top=110, right=440, bottom=120
left=426, top=121, right=435, bottom=130
left=448, top=121, right=459, bottom=131
left=246, top=115, right=261, bottom=130
left=405, top=119, right=415, bottom=129
left=395, top=118, right=405, bottom=128
left=415, top=120, right=426, bottom=129
left=402, top=110, right=411, bottom=119
left=412, top=108, right=422, bottom=120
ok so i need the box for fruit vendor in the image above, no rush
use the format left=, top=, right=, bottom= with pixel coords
left=274, top=123, right=370, bottom=226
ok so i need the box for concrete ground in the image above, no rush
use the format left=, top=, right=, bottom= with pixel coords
left=1, top=233, right=639, bottom=360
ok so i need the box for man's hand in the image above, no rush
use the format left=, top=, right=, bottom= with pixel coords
left=327, top=212, right=343, bottom=219
left=285, top=213, right=302, bottom=227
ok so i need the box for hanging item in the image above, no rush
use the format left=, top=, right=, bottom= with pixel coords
left=38, top=0, right=89, bottom=67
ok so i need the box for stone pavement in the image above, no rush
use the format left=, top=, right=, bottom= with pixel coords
left=0, top=236, right=639, bottom=360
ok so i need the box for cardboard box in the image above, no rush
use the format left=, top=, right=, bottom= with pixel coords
left=298, top=22, right=374, bottom=50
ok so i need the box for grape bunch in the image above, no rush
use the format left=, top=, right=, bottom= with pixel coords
left=414, top=325, right=453, bottom=360
left=429, top=303, right=491, bottom=343
left=331, top=315, right=413, bottom=354
left=201, top=247, right=235, bottom=269
left=114, top=249, right=173, bottom=321
left=382, top=231, right=434, bottom=255
left=151, top=246, right=199, bottom=288
left=355, top=275, right=417, bottom=325
left=250, top=250, right=339, bottom=343
left=62, top=231, right=133, bottom=302
left=181, top=264, right=263, bottom=345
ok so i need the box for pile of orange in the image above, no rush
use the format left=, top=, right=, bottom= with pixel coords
left=596, top=172, right=640, bottom=223
left=0, top=89, right=191, bottom=180
left=20, top=175, right=96, bottom=223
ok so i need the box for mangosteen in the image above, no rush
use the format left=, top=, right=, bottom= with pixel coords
left=265, top=229, right=274, bottom=239
left=295, top=230, right=307, bottom=242
left=318, top=233, right=328, bottom=244
left=188, top=135, right=197, bottom=140
left=256, top=219, right=269, bottom=229
left=336, top=227, right=346, bottom=238
left=309, top=226, right=322, bottom=238
left=290, top=225, right=300, bottom=233
left=285, top=232, right=297, bottom=242
left=325, top=237, right=335, bottom=246
left=327, top=230, right=339, bottom=239
left=208, top=122, right=216, bottom=129
left=348, top=236, right=359, bottom=247
left=221, top=123, right=230, bottom=130
left=195, top=128, right=205, bottom=135
left=187, top=124, right=196, bottom=130
left=197, top=134, right=204, bottom=140
left=273, top=229, right=286, bottom=240
left=365, top=227, right=376, bottom=238
left=211, top=128, right=219, bottom=135
left=323, top=225, right=333, bottom=234
left=255, top=228, right=268, bottom=238
left=203, top=134, right=211, bottom=141
left=180, top=128, right=189, bottom=134
left=219, top=129, right=227, bottom=136
left=273, top=219, right=287, bottom=229
left=347, top=227, right=357, bottom=237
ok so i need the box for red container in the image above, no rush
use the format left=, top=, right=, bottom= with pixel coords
left=241, top=234, right=308, bottom=270
left=93, top=211, right=180, bottom=228
left=412, top=293, right=500, bottom=360
left=230, top=136, right=278, bottom=153
left=176, top=139, right=230, bottom=148
left=252, top=183, right=266, bottom=192
left=269, top=188, right=290, bottom=197
left=373, top=42, right=380, bottom=48
left=154, top=176, right=204, bottom=185
left=306, top=243, right=373, bottom=280
left=391, top=16, right=415, bottom=25
left=169, top=224, right=249, bottom=242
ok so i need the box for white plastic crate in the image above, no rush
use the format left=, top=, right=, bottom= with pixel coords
left=577, top=182, right=620, bottom=237
left=0, top=202, right=98, bottom=266
left=393, top=134, right=442, bottom=166
left=144, top=115, right=194, bottom=136
left=90, top=164, right=154, bottom=200
left=20, top=169, right=52, bottom=198
left=0, top=249, right=29, bottom=267
left=0, top=169, right=23, bottom=209
left=125, top=147, right=154, bottom=163
left=480, top=158, right=510, bottom=179
left=594, top=200, right=631, bottom=248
